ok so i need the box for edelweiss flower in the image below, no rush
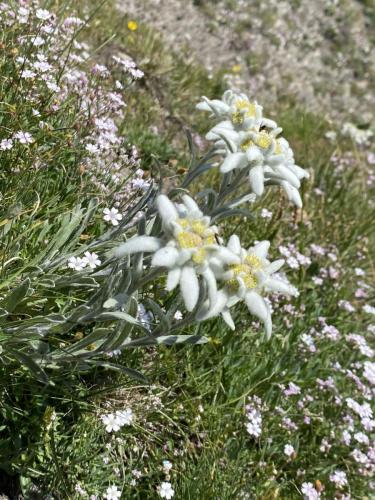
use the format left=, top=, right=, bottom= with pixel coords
left=197, top=235, right=298, bottom=338
left=210, top=124, right=308, bottom=206
left=197, top=90, right=265, bottom=130
left=115, top=194, right=238, bottom=312
left=197, top=90, right=309, bottom=207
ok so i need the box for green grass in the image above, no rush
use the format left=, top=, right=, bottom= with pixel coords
left=0, top=1, right=374, bottom=499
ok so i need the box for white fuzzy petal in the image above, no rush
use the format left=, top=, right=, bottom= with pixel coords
left=227, top=295, right=241, bottom=308
left=166, top=268, right=181, bottom=291
left=156, top=195, right=178, bottom=223
left=293, top=164, right=310, bottom=179
left=180, top=266, right=200, bottom=311
left=274, top=165, right=301, bottom=188
left=281, top=181, right=303, bottom=208
left=181, top=195, right=202, bottom=216
left=197, top=99, right=230, bottom=115
left=176, top=249, right=193, bottom=266
left=220, top=153, right=247, bottom=173
left=196, top=289, right=228, bottom=321
left=196, top=101, right=211, bottom=112
left=245, top=291, right=272, bottom=338
left=151, top=247, right=179, bottom=268
left=249, top=165, right=264, bottom=196
left=227, top=235, right=241, bottom=255
left=222, top=310, right=236, bottom=330
left=267, top=259, right=285, bottom=274
left=206, top=125, right=237, bottom=143
left=251, top=240, right=270, bottom=259
left=115, top=236, right=161, bottom=258
left=265, top=278, right=298, bottom=296
left=264, top=314, right=272, bottom=340
left=245, top=291, right=269, bottom=323
left=246, top=146, right=263, bottom=163
left=267, top=154, right=285, bottom=166
left=202, top=267, right=217, bottom=307
left=214, top=247, right=241, bottom=264
left=261, top=118, right=278, bottom=129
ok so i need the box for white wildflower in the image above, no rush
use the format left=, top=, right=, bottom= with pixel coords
left=104, top=485, right=121, bottom=500
left=0, top=139, right=13, bottom=150
left=284, top=444, right=295, bottom=457
left=116, top=408, right=133, bottom=426
left=67, top=256, right=87, bottom=271
left=260, top=208, right=273, bottom=219
left=329, top=470, right=347, bottom=488
left=36, top=8, right=52, bottom=20
left=14, top=131, right=34, bottom=144
left=301, top=482, right=320, bottom=500
left=342, top=122, right=373, bottom=146
left=103, top=207, right=123, bottom=226
left=363, top=304, right=375, bottom=315
left=363, top=361, right=375, bottom=385
left=21, top=70, right=36, bottom=79
left=82, top=251, right=101, bottom=269
left=101, top=413, right=122, bottom=433
left=162, top=460, right=173, bottom=472
left=159, top=481, right=175, bottom=499
left=354, top=432, right=369, bottom=445
left=174, top=310, right=183, bottom=321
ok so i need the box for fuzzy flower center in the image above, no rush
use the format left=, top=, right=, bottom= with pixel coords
left=175, top=218, right=216, bottom=264
left=240, top=137, right=254, bottom=151
left=241, top=132, right=278, bottom=153
left=231, top=99, right=256, bottom=125
left=226, top=254, right=262, bottom=290
left=254, top=131, right=273, bottom=149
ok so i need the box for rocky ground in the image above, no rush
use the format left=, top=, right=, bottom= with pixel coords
left=118, top=0, right=375, bottom=126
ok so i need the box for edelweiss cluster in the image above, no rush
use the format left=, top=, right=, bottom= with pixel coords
left=197, top=90, right=309, bottom=207
left=116, top=194, right=297, bottom=338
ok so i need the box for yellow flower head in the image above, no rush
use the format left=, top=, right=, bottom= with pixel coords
left=226, top=253, right=262, bottom=291
left=127, top=20, right=138, bottom=31
left=175, top=218, right=217, bottom=265
left=231, top=99, right=256, bottom=125
left=231, top=64, right=242, bottom=73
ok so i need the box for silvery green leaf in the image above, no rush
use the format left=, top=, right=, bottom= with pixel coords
left=8, top=348, right=49, bottom=384
left=92, top=311, right=145, bottom=329
left=85, top=361, right=148, bottom=383
left=124, top=335, right=208, bottom=347
left=144, top=298, right=170, bottom=333
left=63, top=328, right=114, bottom=355
left=181, top=162, right=215, bottom=188
left=211, top=207, right=254, bottom=222
left=185, top=128, right=196, bottom=168
left=102, top=296, right=138, bottom=353
left=54, top=275, right=99, bottom=289
left=38, top=278, right=57, bottom=288
left=1, top=278, right=31, bottom=313
left=227, top=193, right=257, bottom=208
left=195, top=189, right=218, bottom=211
